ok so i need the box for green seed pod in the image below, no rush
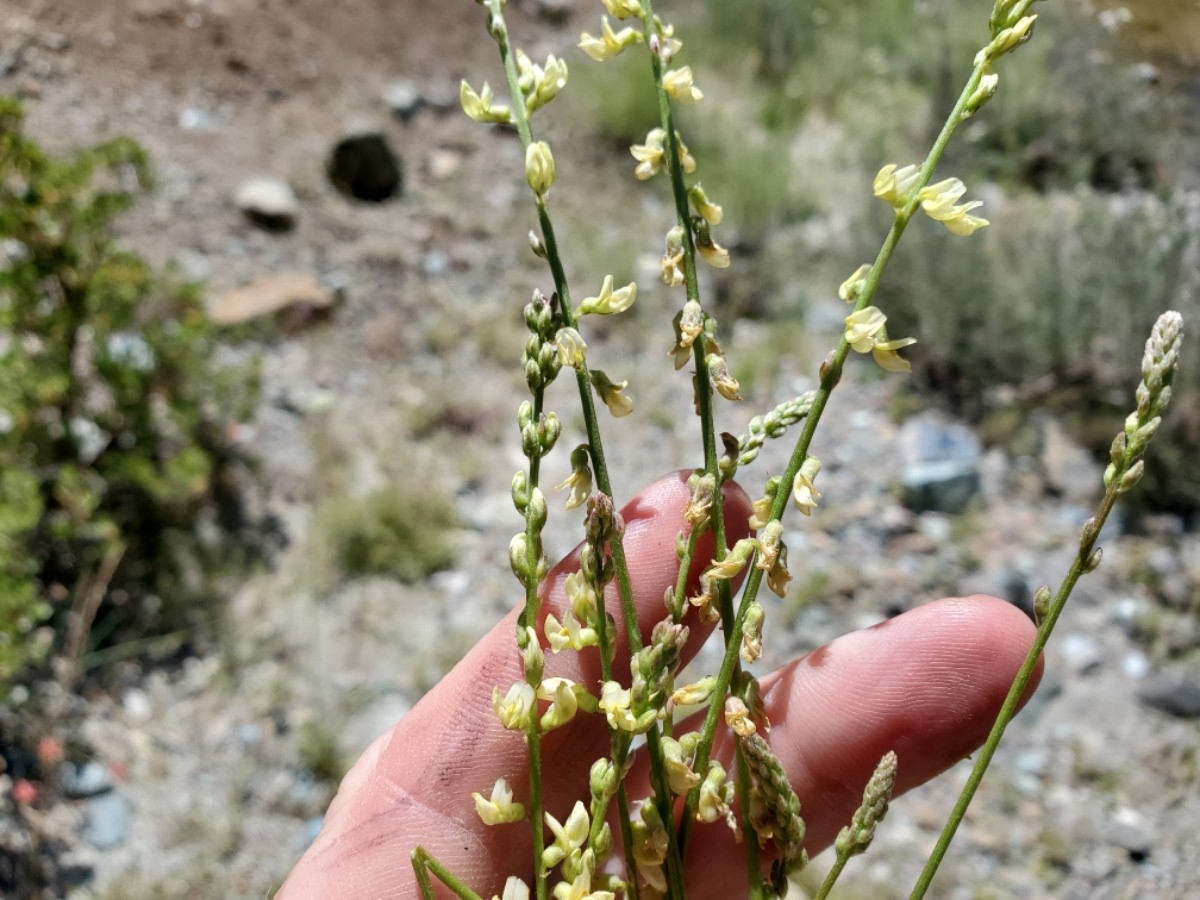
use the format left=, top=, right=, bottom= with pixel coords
left=527, top=487, right=548, bottom=533
left=511, top=470, right=530, bottom=511
left=540, top=412, right=561, bottom=454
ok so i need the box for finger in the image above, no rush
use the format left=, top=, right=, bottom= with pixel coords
left=669, top=595, right=1041, bottom=900
left=279, top=471, right=752, bottom=899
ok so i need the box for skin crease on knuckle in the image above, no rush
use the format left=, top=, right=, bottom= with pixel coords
left=279, top=468, right=1038, bottom=900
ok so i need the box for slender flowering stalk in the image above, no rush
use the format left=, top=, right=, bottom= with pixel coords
left=909, top=311, right=1184, bottom=899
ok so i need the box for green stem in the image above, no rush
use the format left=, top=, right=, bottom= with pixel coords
left=908, top=487, right=1119, bottom=899
left=813, top=855, right=849, bottom=900
left=486, top=4, right=654, bottom=895
left=634, top=5, right=758, bottom=892
left=411, top=847, right=486, bottom=900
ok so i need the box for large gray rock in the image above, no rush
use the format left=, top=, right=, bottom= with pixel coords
left=896, top=411, right=982, bottom=514
left=327, top=132, right=402, bottom=202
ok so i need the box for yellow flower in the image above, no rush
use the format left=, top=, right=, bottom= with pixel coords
left=579, top=16, right=642, bottom=62
left=593, top=372, right=633, bottom=417
left=525, top=141, right=556, bottom=196
left=544, top=801, right=591, bottom=870
left=671, top=677, right=717, bottom=707
left=525, top=54, right=569, bottom=113
left=838, top=263, right=872, bottom=303
left=663, top=66, right=703, bottom=103
left=555, top=326, right=588, bottom=369
left=556, top=466, right=591, bottom=510
left=564, top=570, right=597, bottom=620
left=601, top=0, right=643, bottom=20
left=630, top=128, right=666, bottom=180
left=472, top=778, right=526, bottom=826
left=459, top=80, right=512, bottom=125
left=706, top=353, right=742, bottom=401
left=660, top=225, right=686, bottom=286
left=689, top=182, right=724, bottom=225
left=490, top=877, right=530, bottom=900
left=872, top=336, right=918, bottom=373
left=661, top=736, right=702, bottom=794
left=599, top=680, right=638, bottom=732
left=792, top=471, right=821, bottom=516
left=696, top=238, right=730, bottom=269
left=538, top=677, right=581, bottom=731
left=697, top=761, right=735, bottom=827
left=844, top=306, right=917, bottom=371
left=873, top=162, right=920, bottom=209
left=492, top=682, right=535, bottom=730
left=724, top=696, right=756, bottom=737
left=578, top=274, right=637, bottom=315
left=544, top=608, right=598, bottom=653
left=552, top=870, right=614, bottom=900
left=844, top=306, right=888, bottom=352
left=918, top=177, right=989, bottom=236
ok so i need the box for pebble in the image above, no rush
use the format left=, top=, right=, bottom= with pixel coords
left=82, top=791, right=130, bottom=849
left=233, top=176, right=298, bottom=231
left=1105, top=807, right=1154, bottom=860
left=61, top=761, right=114, bottom=799
left=383, top=79, right=422, bottom=121
left=122, top=688, right=152, bottom=723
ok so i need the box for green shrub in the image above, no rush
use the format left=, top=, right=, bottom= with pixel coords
left=0, top=97, right=258, bottom=685
left=313, top=482, right=458, bottom=585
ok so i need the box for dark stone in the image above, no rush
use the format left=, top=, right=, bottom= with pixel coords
left=327, top=132, right=402, bottom=202
left=1138, top=674, right=1200, bottom=718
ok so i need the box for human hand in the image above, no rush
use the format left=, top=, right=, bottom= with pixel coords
left=279, top=472, right=1040, bottom=899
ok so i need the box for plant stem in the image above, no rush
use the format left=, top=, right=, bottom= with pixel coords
left=411, top=847, right=486, bottom=900
left=909, top=487, right=1119, bottom=899
left=813, top=855, right=849, bottom=900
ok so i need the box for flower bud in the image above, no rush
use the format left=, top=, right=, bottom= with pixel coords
left=525, top=141, right=556, bottom=197
left=1032, top=585, right=1051, bottom=625
left=511, top=470, right=530, bottom=512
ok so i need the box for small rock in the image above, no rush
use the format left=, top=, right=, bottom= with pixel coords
left=383, top=79, right=423, bottom=121
left=82, top=791, right=130, bottom=849
left=896, top=411, right=982, bottom=514
left=122, top=688, right=152, bottom=723
left=327, top=132, right=403, bottom=202
left=61, top=761, right=114, bottom=799
left=179, top=106, right=220, bottom=131
left=210, top=274, right=337, bottom=330
left=1138, top=673, right=1200, bottom=719
left=1105, top=807, right=1154, bottom=861
left=429, top=148, right=462, bottom=180
left=1058, top=633, right=1104, bottom=676
left=233, top=176, right=298, bottom=231
left=1122, top=650, right=1150, bottom=680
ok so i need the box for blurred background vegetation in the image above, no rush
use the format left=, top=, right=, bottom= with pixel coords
left=0, top=98, right=265, bottom=690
